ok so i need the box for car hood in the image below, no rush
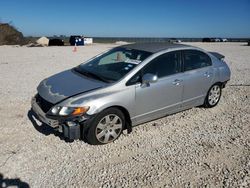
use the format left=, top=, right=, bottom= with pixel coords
left=37, top=69, right=107, bottom=104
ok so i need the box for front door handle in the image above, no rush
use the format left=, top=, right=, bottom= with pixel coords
left=172, top=79, right=182, bottom=85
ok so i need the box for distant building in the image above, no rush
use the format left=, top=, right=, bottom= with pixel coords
left=84, top=38, right=93, bottom=45
left=69, top=35, right=93, bottom=45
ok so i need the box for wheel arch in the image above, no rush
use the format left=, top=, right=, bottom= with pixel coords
left=105, top=105, right=132, bottom=134
left=86, top=105, right=132, bottom=134
left=211, top=81, right=224, bottom=88
left=81, top=105, right=133, bottom=143
left=203, top=82, right=223, bottom=108
left=206, top=81, right=223, bottom=96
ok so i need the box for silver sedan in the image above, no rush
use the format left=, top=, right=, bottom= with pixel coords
left=31, top=43, right=231, bottom=144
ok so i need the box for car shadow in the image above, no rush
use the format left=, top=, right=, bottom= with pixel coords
left=27, top=109, right=73, bottom=143
left=0, top=173, right=30, bottom=188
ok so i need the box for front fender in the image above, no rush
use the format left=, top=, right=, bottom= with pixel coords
left=59, top=86, right=136, bottom=117
left=85, top=88, right=135, bottom=116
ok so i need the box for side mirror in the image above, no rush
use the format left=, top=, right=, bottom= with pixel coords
left=142, top=73, right=158, bottom=85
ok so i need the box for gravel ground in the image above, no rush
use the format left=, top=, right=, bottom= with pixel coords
left=0, top=43, right=249, bottom=187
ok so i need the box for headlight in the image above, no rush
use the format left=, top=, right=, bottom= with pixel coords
left=49, top=106, right=89, bottom=116
left=51, top=106, right=61, bottom=114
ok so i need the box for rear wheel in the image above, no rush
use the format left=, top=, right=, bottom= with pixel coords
left=86, top=108, right=125, bottom=145
left=204, top=83, right=222, bottom=108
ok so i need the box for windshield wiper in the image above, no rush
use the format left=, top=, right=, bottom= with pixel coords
left=75, top=67, right=110, bottom=83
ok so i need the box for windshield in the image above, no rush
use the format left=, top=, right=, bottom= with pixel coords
left=75, top=47, right=152, bottom=82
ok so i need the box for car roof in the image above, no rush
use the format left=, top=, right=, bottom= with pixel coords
left=121, top=42, right=191, bottom=53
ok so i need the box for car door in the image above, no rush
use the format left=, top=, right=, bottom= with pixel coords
left=132, top=51, right=184, bottom=124
left=181, top=50, right=214, bottom=108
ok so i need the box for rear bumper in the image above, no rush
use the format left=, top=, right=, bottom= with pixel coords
left=31, top=96, right=86, bottom=140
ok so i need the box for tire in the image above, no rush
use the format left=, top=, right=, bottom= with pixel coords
left=86, top=108, right=125, bottom=145
left=204, top=83, right=222, bottom=108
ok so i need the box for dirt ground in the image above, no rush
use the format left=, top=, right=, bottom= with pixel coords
left=0, top=43, right=249, bottom=187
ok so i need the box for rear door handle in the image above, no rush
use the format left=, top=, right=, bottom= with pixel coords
left=204, top=72, right=211, bottom=78
left=172, top=79, right=182, bottom=85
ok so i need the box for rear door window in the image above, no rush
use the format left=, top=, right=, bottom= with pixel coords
left=183, top=50, right=212, bottom=71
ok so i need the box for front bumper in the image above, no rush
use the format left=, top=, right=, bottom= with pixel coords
left=31, top=97, right=85, bottom=140
left=31, top=97, right=59, bottom=127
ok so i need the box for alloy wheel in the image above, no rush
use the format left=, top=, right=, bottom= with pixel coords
left=95, top=114, right=123, bottom=143
left=208, top=85, right=221, bottom=106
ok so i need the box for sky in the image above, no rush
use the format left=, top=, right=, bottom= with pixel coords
left=0, top=0, right=250, bottom=38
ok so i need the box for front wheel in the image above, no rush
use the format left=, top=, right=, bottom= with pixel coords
left=86, top=108, right=125, bottom=145
left=204, top=84, right=222, bottom=108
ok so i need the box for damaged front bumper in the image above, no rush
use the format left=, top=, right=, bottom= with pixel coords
left=31, top=97, right=88, bottom=140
